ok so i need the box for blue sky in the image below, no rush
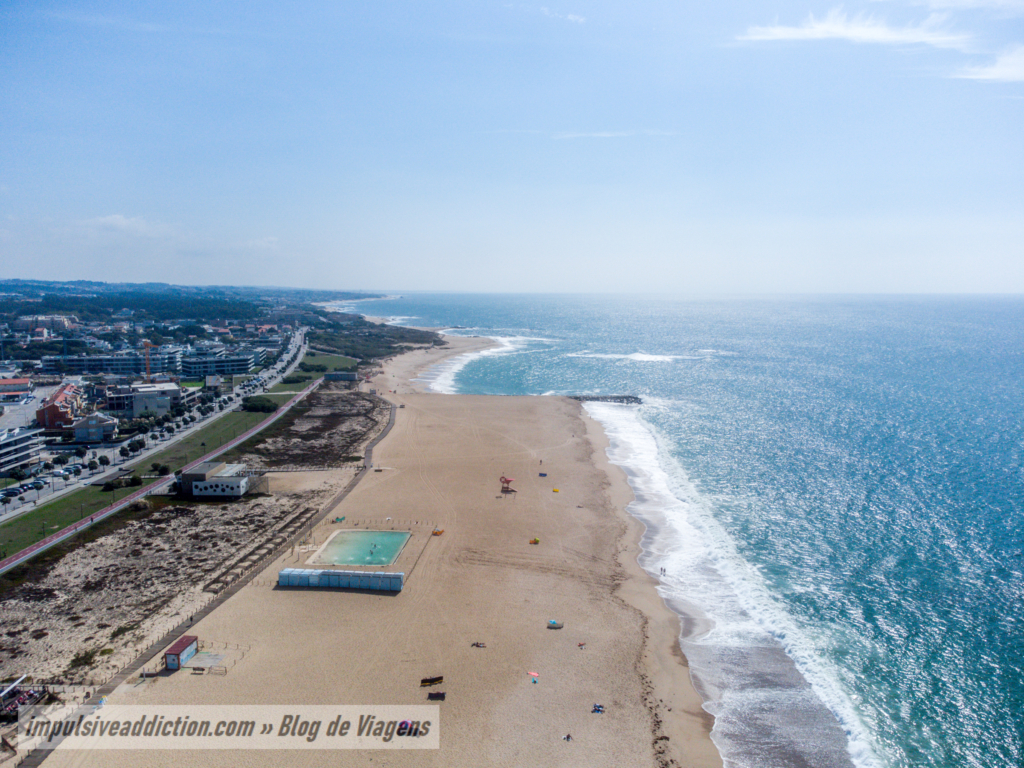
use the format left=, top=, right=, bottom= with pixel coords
left=1, top=1, right=1022, bottom=293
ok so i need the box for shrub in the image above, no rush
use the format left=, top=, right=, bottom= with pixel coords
left=242, top=396, right=278, bottom=413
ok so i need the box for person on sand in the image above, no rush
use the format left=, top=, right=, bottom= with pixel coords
left=563, top=734, right=572, bottom=741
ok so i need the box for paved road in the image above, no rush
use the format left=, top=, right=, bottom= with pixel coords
left=0, top=333, right=311, bottom=576
left=0, top=331, right=308, bottom=526
left=16, top=400, right=398, bottom=768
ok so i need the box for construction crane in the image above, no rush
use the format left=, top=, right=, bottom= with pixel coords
left=143, top=340, right=155, bottom=382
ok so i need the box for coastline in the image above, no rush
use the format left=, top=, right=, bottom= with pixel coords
left=37, top=340, right=721, bottom=768
left=376, top=342, right=723, bottom=766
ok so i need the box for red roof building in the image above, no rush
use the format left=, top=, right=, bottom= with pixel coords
left=35, top=383, right=83, bottom=430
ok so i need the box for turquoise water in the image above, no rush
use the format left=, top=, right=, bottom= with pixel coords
left=313, top=530, right=410, bottom=566
left=330, top=294, right=1024, bottom=768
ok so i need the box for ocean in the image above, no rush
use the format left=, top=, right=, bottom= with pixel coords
left=331, top=294, right=1024, bottom=768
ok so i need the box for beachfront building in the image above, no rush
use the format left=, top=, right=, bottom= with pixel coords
left=178, top=461, right=267, bottom=498
left=72, top=412, right=118, bottom=443
left=0, top=427, right=45, bottom=476
left=35, top=383, right=83, bottom=430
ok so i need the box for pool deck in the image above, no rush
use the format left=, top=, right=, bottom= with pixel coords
left=295, top=518, right=433, bottom=578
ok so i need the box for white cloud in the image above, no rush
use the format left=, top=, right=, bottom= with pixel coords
left=740, top=8, right=970, bottom=49
left=243, top=236, right=280, bottom=250
left=80, top=214, right=171, bottom=237
left=539, top=7, right=585, bottom=23
left=552, top=130, right=675, bottom=139
left=47, top=11, right=168, bottom=33
left=957, top=45, right=1024, bottom=79
left=909, top=0, right=1024, bottom=10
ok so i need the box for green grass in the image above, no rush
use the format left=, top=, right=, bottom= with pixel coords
left=269, top=376, right=313, bottom=392
left=179, top=380, right=205, bottom=388
left=0, top=484, right=129, bottom=557
left=301, top=352, right=357, bottom=371
left=266, top=352, right=356, bottom=393
left=0, top=411, right=273, bottom=559
left=132, top=411, right=269, bottom=475
left=256, top=393, right=295, bottom=403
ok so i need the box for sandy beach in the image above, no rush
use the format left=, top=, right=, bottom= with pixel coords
left=35, top=342, right=721, bottom=768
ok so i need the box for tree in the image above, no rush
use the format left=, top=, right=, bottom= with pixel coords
left=72, top=468, right=82, bottom=477
left=10, top=468, right=27, bottom=482
left=52, top=455, right=69, bottom=467
left=98, top=455, right=110, bottom=467
left=88, top=460, right=99, bottom=471
left=158, top=465, right=171, bottom=476
left=151, top=462, right=162, bottom=473
left=119, top=446, right=131, bottom=460
left=1, top=497, right=11, bottom=508
left=75, top=446, right=88, bottom=458
left=43, top=461, right=53, bottom=471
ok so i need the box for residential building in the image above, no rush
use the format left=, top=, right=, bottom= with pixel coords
left=40, top=346, right=183, bottom=375
left=12, top=315, right=78, bottom=331
left=0, top=427, right=45, bottom=476
left=0, top=378, right=32, bottom=402
left=180, top=347, right=258, bottom=377
left=35, top=383, right=83, bottom=430
left=72, top=413, right=118, bottom=443
left=106, top=383, right=189, bottom=418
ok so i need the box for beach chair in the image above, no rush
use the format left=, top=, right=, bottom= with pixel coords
left=427, top=691, right=446, bottom=701
left=547, top=620, right=564, bottom=629
left=420, top=676, right=444, bottom=687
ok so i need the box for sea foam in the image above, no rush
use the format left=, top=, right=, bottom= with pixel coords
left=585, top=400, right=884, bottom=768
left=417, top=335, right=534, bottom=394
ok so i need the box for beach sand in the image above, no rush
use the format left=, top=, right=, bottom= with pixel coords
left=372, top=333, right=497, bottom=395
left=40, top=345, right=721, bottom=768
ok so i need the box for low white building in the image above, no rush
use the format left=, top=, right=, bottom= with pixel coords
left=179, top=461, right=260, bottom=498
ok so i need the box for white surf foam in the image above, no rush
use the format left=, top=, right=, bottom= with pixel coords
left=416, top=335, right=534, bottom=394
left=584, top=400, right=885, bottom=768
left=567, top=351, right=697, bottom=362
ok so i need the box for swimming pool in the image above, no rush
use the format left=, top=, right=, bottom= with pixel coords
left=311, top=530, right=411, bottom=566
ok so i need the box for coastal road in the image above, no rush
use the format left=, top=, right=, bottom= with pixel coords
left=0, top=330, right=307, bottom=526
left=0, top=375, right=319, bottom=577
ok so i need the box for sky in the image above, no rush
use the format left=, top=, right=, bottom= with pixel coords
left=1, top=1, right=1022, bottom=294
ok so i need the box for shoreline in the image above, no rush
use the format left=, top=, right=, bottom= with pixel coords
left=36, top=340, right=721, bottom=768
left=376, top=341, right=723, bottom=766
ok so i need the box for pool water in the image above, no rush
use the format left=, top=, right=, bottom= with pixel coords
left=311, top=530, right=411, bottom=566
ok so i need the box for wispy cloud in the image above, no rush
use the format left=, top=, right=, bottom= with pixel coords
left=540, top=7, right=585, bottom=24
left=505, top=4, right=585, bottom=24
left=242, top=236, right=280, bottom=250
left=957, top=45, right=1024, bottom=78
left=47, top=11, right=168, bottom=34
left=552, top=130, right=675, bottom=139
left=740, top=8, right=970, bottom=50
left=904, top=0, right=1024, bottom=10
left=79, top=214, right=172, bottom=237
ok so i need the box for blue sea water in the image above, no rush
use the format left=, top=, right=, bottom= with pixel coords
left=333, top=294, right=1024, bottom=768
